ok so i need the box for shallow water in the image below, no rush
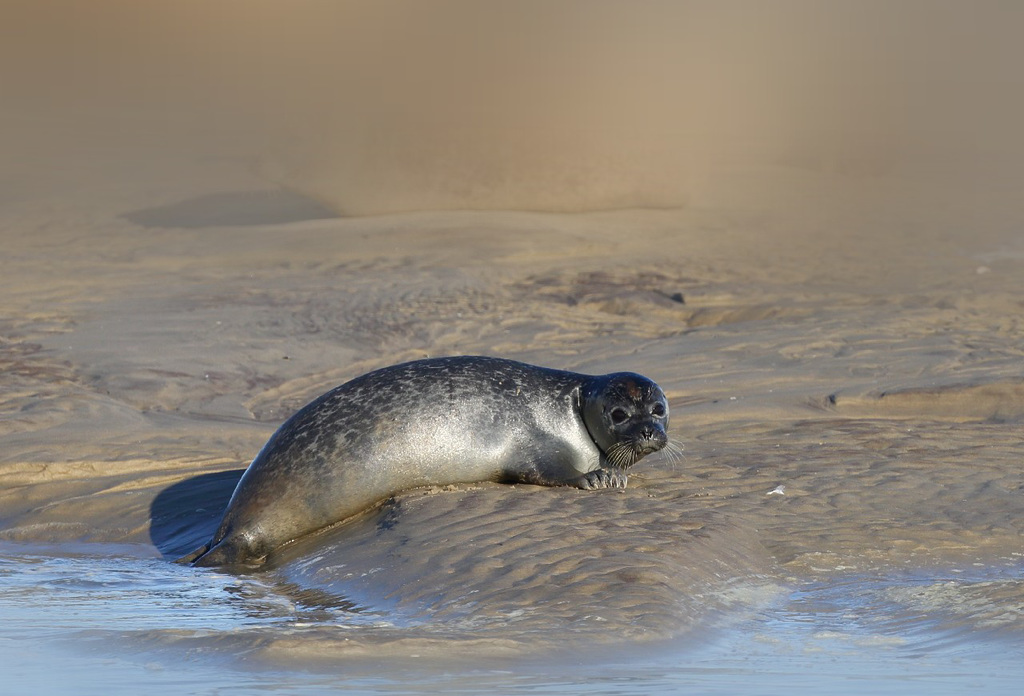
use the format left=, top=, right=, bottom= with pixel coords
left=3, top=544, right=1022, bottom=695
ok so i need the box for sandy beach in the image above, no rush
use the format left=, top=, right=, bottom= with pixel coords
left=3, top=2, right=1024, bottom=693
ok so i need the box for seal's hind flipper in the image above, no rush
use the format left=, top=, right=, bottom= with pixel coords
left=174, top=542, right=211, bottom=565
left=179, top=536, right=269, bottom=569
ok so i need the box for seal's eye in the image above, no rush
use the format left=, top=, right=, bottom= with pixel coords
left=609, top=408, right=629, bottom=425
left=651, top=403, right=666, bottom=418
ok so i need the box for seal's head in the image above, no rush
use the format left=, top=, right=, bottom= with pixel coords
left=581, top=372, right=669, bottom=469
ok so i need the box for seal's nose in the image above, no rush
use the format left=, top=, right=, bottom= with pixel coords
left=637, top=426, right=666, bottom=453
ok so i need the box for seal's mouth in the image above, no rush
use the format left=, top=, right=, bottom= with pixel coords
left=637, top=439, right=665, bottom=455
left=604, top=430, right=667, bottom=469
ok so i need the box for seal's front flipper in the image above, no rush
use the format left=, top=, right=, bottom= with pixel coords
left=575, top=468, right=628, bottom=490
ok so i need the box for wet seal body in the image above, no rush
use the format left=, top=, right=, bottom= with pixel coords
left=181, top=356, right=669, bottom=568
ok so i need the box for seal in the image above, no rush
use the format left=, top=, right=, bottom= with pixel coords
left=180, top=355, right=669, bottom=568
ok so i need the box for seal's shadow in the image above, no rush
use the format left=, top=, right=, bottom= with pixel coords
left=149, top=469, right=244, bottom=559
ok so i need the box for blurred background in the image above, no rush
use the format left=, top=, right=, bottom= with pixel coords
left=4, top=0, right=1023, bottom=215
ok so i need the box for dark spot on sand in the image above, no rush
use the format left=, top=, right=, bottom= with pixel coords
left=122, top=189, right=339, bottom=229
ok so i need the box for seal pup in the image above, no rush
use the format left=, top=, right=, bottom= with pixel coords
left=181, top=356, right=669, bottom=568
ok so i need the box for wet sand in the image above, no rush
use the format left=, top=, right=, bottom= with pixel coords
left=2, top=164, right=1023, bottom=669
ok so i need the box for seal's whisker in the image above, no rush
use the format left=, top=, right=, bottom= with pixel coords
left=664, top=439, right=686, bottom=458
left=605, top=441, right=631, bottom=469
left=610, top=440, right=641, bottom=469
left=659, top=439, right=686, bottom=469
